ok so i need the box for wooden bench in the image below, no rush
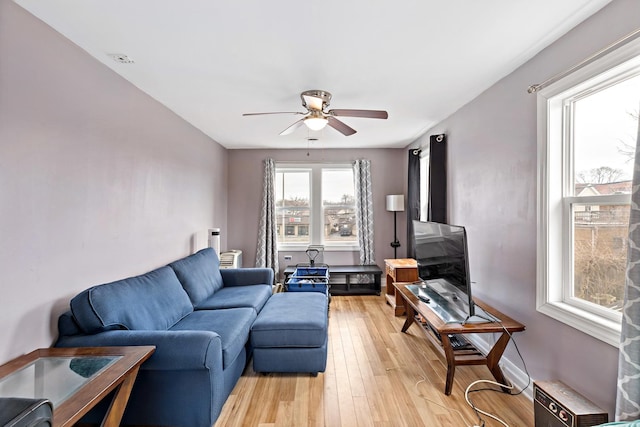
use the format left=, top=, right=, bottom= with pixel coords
left=283, top=264, right=383, bottom=296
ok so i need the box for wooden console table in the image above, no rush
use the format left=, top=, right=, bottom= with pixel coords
left=384, top=258, right=419, bottom=316
left=394, top=282, right=525, bottom=395
left=283, top=264, right=383, bottom=295
left=0, top=346, right=154, bottom=427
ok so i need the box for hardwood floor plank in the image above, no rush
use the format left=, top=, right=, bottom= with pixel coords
left=292, top=376, right=311, bottom=427
left=216, top=294, right=534, bottom=427
left=323, top=329, right=342, bottom=427
left=274, top=401, right=294, bottom=427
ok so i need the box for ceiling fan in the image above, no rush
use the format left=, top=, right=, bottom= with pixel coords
left=242, top=90, right=388, bottom=136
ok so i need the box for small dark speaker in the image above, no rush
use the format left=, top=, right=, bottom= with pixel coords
left=0, top=398, right=53, bottom=427
left=534, top=381, right=608, bottom=427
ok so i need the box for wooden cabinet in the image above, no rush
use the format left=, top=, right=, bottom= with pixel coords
left=384, top=258, right=418, bottom=316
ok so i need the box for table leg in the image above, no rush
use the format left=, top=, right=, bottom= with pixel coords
left=401, top=304, right=415, bottom=333
left=440, top=334, right=456, bottom=395
left=394, top=289, right=406, bottom=316
left=486, top=332, right=512, bottom=393
left=100, top=366, right=141, bottom=427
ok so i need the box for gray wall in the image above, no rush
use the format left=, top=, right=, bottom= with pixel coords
left=227, top=149, right=406, bottom=278
left=0, top=1, right=228, bottom=362
left=409, top=0, right=640, bottom=416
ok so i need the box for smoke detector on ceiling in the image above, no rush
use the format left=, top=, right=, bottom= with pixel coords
left=108, top=53, right=134, bottom=64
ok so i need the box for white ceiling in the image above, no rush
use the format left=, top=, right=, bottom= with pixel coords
left=14, top=0, right=611, bottom=149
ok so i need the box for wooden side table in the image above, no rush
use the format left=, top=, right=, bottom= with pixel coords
left=384, top=258, right=418, bottom=316
left=0, top=346, right=154, bottom=427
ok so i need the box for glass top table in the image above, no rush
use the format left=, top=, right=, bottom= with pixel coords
left=394, top=281, right=525, bottom=396
left=0, top=346, right=154, bottom=427
left=0, top=355, right=119, bottom=406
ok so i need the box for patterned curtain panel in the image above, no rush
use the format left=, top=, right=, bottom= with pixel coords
left=255, top=158, right=278, bottom=282
left=353, top=160, right=375, bottom=276
left=616, top=116, right=640, bottom=421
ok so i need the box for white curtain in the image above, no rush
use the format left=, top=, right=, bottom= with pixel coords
left=255, top=158, right=278, bottom=282
left=353, top=159, right=375, bottom=274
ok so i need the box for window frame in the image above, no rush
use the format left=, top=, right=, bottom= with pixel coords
left=536, top=38, right=640, bottom=347
left=275, top=162, right=358, bottom=252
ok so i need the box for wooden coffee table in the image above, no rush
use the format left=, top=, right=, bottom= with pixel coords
left=0, top=346, right=154, bottom=427
left=394, top=282, right=525, bottom=395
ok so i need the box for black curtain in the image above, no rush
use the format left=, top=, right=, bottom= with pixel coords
left=428, top=134, right=447, bottom=224
left=407, top=134, right=447, bottom=259
left=407, top=149, right=420, bottom=259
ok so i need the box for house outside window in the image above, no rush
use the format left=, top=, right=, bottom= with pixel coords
left=275, top=164, right=358, bottom=250
left=537, top=38, right=640, bottom=346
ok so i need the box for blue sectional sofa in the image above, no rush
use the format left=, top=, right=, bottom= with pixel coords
left=55, top=247, right=273, bottom=427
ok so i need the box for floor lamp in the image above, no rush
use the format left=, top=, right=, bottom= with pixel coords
left=386, top=195, right=404, bottom=259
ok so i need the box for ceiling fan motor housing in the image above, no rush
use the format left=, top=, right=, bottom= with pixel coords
left=301, top=90, right=332, bottom=110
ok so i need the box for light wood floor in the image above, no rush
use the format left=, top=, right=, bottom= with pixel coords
left=215, top=294, right=534, bottom=427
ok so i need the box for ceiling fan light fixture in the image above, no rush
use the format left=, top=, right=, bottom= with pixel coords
left=304, top=117, right=328, bottom=131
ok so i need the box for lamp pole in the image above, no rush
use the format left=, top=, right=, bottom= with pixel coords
left=391, top=211, right=400, bottom=258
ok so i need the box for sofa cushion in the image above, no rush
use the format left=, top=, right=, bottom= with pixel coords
left=251, top=292, right=328, bottom=348
left=194, top=284, right=272, bottom=313
left=170, top=308, right=256, bottom=369
left=169, top=248, right=224, bottom=307
left=70, top=266, right=193, bottom=333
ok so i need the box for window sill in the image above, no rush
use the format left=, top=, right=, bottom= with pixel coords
left=277, top=245, right=359, bottom=252
left=536, top=300, right=621, bottom=347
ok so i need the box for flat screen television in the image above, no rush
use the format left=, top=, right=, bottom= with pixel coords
left=411, top=220, right=476, bottom=321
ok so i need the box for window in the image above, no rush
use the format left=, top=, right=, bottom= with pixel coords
left=275, top=164, right=357, bottom=250
left=537, top=39, right=640, bottom=346
left=419, top=152, right=429, bottom=221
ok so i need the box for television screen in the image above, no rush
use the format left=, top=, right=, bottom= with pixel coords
left=412, top=220, right=475, bottom=318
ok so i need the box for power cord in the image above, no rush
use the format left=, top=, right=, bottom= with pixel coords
left=465, top=379, right=513, bottom=426
left=414, top=375, right=474, bottom=426
left=464, top=322, right=531, bottom=427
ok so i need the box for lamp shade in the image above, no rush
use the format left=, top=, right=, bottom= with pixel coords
left=386, top=194, right=404, bottom=212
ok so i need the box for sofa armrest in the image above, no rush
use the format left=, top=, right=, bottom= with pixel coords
left=55, top=329, right=222, bottom=371
left=221, top=268, right=274, bottom=287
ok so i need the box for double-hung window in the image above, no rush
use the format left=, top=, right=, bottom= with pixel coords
left=537, top=38, right=640, bottom=346
left=275, top=163, right=358, bottom=250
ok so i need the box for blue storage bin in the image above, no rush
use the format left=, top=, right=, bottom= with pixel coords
left=293, top=267, right=329, bottom=277
left=286, top=277, right=329, bottom=293
left=285, top=264, right=330, bottom=295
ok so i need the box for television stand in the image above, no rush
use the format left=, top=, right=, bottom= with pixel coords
left=393, top=282, right=526, bottom=395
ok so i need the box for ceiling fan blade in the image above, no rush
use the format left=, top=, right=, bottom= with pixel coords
left=243, top=111, right=304, bottom=116
left=329, top=109, right=388, bottom=119
left=302, top=94, right=324, bottom=111
left=327, top=116, right=357, bottom=136
left=279, top=118, right=305, bottom=136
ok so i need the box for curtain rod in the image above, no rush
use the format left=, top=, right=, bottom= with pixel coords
left=274, top=160, right=355, bottom=165
left=527, top=27, right=640, bottom=94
